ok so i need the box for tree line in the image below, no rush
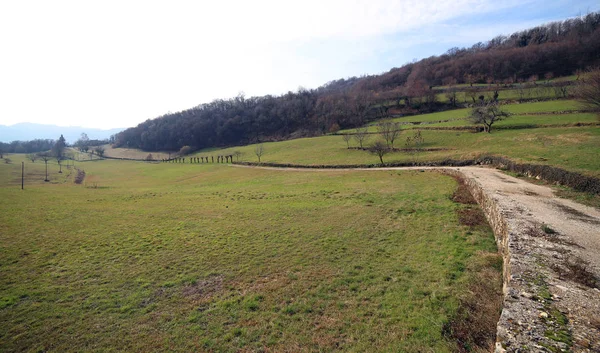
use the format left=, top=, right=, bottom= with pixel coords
left=114, top=12, right=600, bottom=153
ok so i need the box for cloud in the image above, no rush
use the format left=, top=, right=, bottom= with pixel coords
left=0, top=0, right=593, bottom=129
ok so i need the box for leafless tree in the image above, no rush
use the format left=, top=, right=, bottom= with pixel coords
left=469, top=101, right=510, bottom=133
left=353, top=127, right=369, bottom=149
left=27, top=153, right=37, bottom=163
left=445, top=87, right=458, bottom=107
left=574, top=68, right=600, bottom=113
left=38, top=152, right=52, bottom=181
left=55, top=155, right=63, bottom=173
left=233, top=150, right=243, bottom=161
left=368, top=141, right=389, bottom=164
left=254, top=144, right=265, bottom=163
left=412, top=130, right=424, bottom=149
left=342, top=134, right=352, bottom=149
left=377, top=121, right=401, bottom=149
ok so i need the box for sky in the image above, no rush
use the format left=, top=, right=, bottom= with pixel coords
left=0, top=0, right=598, bottom=130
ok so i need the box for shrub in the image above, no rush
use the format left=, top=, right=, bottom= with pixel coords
left=179, top=145, right=193, bottom=156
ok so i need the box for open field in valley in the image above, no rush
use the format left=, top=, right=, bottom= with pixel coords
left=0, top=155, right=501, bottom=352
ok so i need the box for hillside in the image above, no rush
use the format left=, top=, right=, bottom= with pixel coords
left=114, top=12, right=600, bottom=152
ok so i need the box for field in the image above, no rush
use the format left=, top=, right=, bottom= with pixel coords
left=0, top=155, right=501, bottom=352
left=2, top=95, right=597, bottom=352
left=205, top=99, right=599, bottom=178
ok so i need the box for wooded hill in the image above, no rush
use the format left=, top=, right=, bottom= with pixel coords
left=114, top=12, right=600, bottom=152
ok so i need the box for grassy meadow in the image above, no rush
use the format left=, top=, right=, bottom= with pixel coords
left=204, top=99, right=599, bottom=177
left=0, top=155, right=501, bottom=352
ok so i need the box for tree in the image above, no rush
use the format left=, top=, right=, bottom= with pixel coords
left=94, top=146, right=105, bottom=157
left=233, top=150, right=243, bottom=162
left=377, top=121, right=401, bottom=149
left=38, top=152, right=52, bottom=181
left=55, top=155, right=63, bottom=173
left=53, top=135, right=66, bottom=160
left=342, top=134, right=352, bottom=148
left=27, top=153, right=37, bottom=163
left=353, top=127, right=369, bottom=149
left=412, top=130, right=424, bottom=149
left=76, top=133, right=90, bottom=152
left=574, top=68, right=600, bottom=113
left=254, top=144, right=264, bottom=163
left=368, top=141, right=389, bottom=164
left=469, top=101, right=509, bottom=133
left=445, top=87, right=458, bottom=107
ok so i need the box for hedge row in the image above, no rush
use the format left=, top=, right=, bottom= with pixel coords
left=477, top=156, right=600, bottom=194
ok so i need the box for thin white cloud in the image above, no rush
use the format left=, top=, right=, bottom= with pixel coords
left=0, top=0, right=580, bottom=129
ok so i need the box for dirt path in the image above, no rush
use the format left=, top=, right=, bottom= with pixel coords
left=231, top=164, right=600, bottom=352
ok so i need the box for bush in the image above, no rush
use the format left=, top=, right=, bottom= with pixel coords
left=179, top=146, right=193, bottom=156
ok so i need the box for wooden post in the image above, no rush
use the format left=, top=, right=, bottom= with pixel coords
left=21, top=162, right=24, bottom=190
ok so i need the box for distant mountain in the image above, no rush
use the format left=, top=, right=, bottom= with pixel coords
left=0, top=123, right=125, bottom=144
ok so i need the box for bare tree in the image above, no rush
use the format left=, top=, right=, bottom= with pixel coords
left=574, top=68, right=600, bottom=113
left=27, top=153, right=37, bottom=163
left=445, top=87, right=458, bottom=107
left=412, top=130, right=424, bottom=149
left=55, top=155, right=63, bottom=173
left=353, top=127, right=369, bottom=149
left=342, top=134, right=352, bottom=149
left=254, top=144, right=265, bottom=163
left=368, top=141, right=389, bottom=164
left=377, top=121, right=401, bottom=149
left=466, top=88, right=479, bottom=104
left=233, top=150, right=243, bottom=161
left=469, top=101, right=509, bottom=133
left=38, top=152, right=51, bottom=181
left=76, top=133, right=90, bottom=152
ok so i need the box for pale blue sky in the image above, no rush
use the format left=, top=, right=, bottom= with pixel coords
left=0, top=0, right=598, bottom=130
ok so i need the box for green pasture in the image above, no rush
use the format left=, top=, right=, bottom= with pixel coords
left=435, top=86, right=565, bottom=103
left=0, top=155, right=500, bottom=352
left=424, top=113, right=598, bottom=128
left=345, top=100, right=585, bottom=133
left=502, top=100, right=581, bottom=114
left=209, top=125, right=599, bottom=177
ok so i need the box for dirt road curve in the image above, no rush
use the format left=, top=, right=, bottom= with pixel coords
left=232, top=164, right=600, bottom=352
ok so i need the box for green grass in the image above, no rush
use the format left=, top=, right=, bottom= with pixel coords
left=211, top=126, right=600, bottom=177
left=0, top=156, right=500, bottom=352
left=502, top=100, right=581, bottom=114
left=339, top=100, right=587, bottom=134
left=426, top=113, right=598, bottom=128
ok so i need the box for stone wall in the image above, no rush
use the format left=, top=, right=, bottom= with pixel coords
left=441, top=168, right=577, bottom=352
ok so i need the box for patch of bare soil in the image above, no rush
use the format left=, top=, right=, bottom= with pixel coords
left=182, top=275, right=224, bottom=300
